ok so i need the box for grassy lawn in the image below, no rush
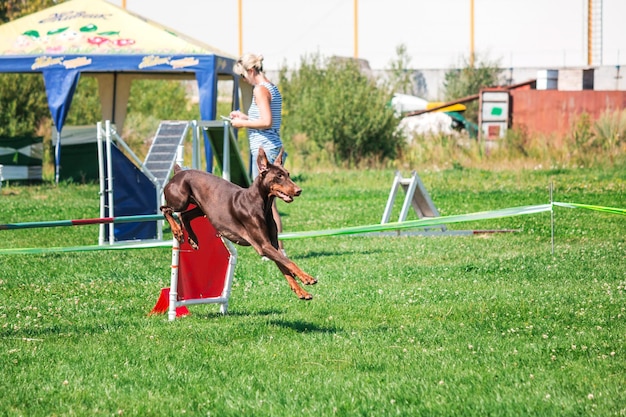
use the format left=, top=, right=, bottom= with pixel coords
left=1, top=166, right=625, bottom=416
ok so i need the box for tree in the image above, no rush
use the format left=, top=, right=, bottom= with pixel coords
left=443, top=55, right=504, bottom=124
left=0, top=0, right=55, bottom=23
left=387, top=44, right=414, bottom=95
left=279, top=54, right=403, bottom=165
left=0, top=74, right=49, bottom=137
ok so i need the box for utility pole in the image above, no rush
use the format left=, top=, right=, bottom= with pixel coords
left=238, top=0, right=243, bottom=56
left=354, top=0, right=359, bottom=59
left=587, top=0, right=603, bottom=66
left=469, top=0, right=475, bottom=67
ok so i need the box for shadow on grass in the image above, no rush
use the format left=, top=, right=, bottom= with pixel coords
left=268, top=319, right=337, bottom=334
left=295, top=248, right=382, bottom=259
left=203, top=308, right=285, bottom=319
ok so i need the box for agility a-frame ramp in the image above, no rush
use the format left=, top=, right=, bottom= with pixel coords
left=143, top=121, right=190, bottom=189
left=382, top=170, right=446, bottom=230
left=375, top=170, right=514, bottom=237
left=97, top=120, right=160, bottom=245
left=97, top=120, right=190, bottom=245
left=97, top=119, right=250, bottom=247
left=374, top=170, right=519, bottom=237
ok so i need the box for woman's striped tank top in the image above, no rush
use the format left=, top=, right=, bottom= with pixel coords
left=248, top=82, right=282, bottom=153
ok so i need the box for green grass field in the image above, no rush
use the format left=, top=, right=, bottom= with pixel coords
left=1, top=166, right=625, bottom=416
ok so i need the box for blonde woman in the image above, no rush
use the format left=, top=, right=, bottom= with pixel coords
left=230, top=53, right=288, bottom=255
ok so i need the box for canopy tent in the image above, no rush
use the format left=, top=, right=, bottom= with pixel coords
left=0, top=0, right=249, bottom=181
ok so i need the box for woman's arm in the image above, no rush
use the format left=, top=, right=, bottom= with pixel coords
left=231, top=86, right=273, bottom=129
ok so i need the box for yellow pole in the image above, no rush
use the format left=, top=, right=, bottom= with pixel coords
left=354, top=0, right=359, bottom=58
left=122, top=0, right=126, bottom=8
left=587, top=0, right=592, bottom=65
left=470, top=0, right=475, bottom=67
left=238, top=0, right=243, bottom=56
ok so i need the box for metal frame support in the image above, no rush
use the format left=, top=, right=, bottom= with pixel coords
left=381, top=171, right=446, bottom=231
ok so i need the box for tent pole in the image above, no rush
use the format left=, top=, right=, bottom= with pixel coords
left=105, top=121, right=115, bottom=245
left=55, top=129, right=61, bottom=184
left=222, top=120, right=231, bottom=181
left=112, top=73, right=117, bottom=125
left=192, top=120, right=200, bottom=169
left=97, top=122, right=106, bottom=246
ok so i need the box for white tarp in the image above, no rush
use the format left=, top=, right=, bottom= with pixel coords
left=391, top=93, right=429, bottom=114
left=399, top=112, right=456, bottom=140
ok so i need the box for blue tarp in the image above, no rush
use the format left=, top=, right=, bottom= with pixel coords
left=104, top=144, right=157, bottom=242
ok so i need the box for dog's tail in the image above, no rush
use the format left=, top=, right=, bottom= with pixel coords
left=173, top=164, right=182, bottom=174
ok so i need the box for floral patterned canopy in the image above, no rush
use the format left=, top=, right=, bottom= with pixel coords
left=0, top=0, right=229, bottom=57
left=0, top=0, right=239, bottom=178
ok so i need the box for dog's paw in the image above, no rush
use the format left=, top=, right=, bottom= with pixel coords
left=297, top=291, right=313, bottom=300
left=300, top=274, right=318, bottom=286
left=189, top=239, right=199, bottom=250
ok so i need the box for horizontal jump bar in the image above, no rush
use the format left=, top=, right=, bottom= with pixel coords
left=0, top=214, right=165, bottom=231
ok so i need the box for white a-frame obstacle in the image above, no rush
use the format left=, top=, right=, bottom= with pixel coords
left=381, top=171, right=447, bottom=232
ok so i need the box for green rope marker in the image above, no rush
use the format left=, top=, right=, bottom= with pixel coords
left=553, top=202, right=626, bottom=216
left=0, top=201, right=623, bottom=255
left=280, top=204, right=551, bottom=240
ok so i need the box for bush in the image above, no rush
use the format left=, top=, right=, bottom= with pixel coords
left=593, top=108, right=626, bottom=163
left=563, top=110, right=626, bottom=167
left=0, top=1, right=66, bottom=138
left=279, top=54, right=404, bottom=167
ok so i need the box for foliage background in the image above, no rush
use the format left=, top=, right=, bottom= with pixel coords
left=279, top=54, right=403, bottom=167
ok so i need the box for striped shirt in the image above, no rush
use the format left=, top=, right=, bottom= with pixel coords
left=248, top=82, right=283, bottom=154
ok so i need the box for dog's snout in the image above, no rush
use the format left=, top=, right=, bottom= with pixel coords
left=294, top=186, right=302, bottom=196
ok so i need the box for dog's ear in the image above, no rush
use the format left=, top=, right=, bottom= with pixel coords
left=274, top=147, right=284, bottom=166
left=257, top=147, right=269, bottom=174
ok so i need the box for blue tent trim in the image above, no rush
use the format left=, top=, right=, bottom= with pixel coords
left=1, top=52, right=237, bottom=175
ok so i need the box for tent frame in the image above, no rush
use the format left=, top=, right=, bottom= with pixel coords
left=0, top=0, right=252, bottom=181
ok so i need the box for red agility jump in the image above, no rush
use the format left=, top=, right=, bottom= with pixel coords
left=150, top=211, right=237, bottom=320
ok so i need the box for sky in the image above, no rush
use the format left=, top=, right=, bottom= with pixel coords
left=106, top=0, right=626, bottom=71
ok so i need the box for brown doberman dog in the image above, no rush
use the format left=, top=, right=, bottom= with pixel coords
left=160, top=147, right=317, bottom=300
